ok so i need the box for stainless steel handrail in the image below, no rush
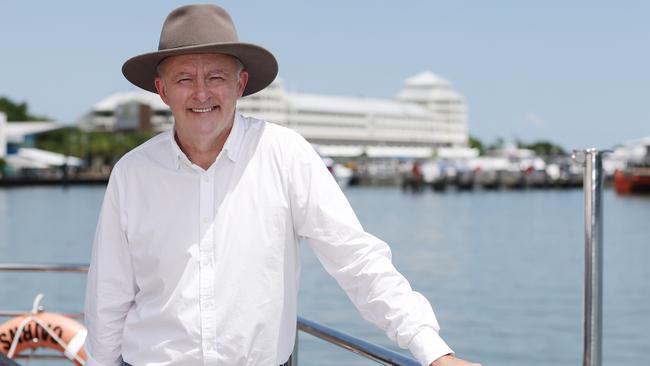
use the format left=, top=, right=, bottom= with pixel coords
left=0, top=263, right=419, bottom=365
left=0, top=263, right=88, bottom=272
left=0, top=310, right=83, bottom=319
left=573, top=149, right=609, bottom=366
left=298, top=317, right=419, bottom=366
left=13, top=353, right=71, bottom=360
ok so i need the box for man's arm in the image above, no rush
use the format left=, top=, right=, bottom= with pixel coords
left=84, top=169, right=137, bottom=366
left=287, top=134, right=479, bottom=366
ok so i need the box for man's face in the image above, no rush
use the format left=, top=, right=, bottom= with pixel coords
left=154, top=53, right=249, bottom=144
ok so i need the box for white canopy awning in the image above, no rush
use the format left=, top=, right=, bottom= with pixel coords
left=315, top=145, right=436, bottom=159
left=365, top=146, right=433, bottom=159
left=315, top=145, right=364, bottom=158
left=5, top=122, right=66, bottom=143
left=5, top=155, right=50, bottom=169
left=436, top=147, right=479, bottom=159
left=15, top=148, right=83, bottom=167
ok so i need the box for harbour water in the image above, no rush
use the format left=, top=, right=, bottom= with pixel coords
left=0, top=185, right=648, bottom=365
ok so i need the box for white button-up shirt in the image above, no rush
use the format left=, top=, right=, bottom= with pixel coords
left=84, top=113, right=453, bottom=366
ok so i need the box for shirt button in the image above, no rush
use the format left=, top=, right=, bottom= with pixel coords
left=202, top=217, right=209, bottom=224
left=203, top=175, right=210, bottom=182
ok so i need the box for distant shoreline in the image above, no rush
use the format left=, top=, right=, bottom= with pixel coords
left=0, top=176, right=589, bottom=190
left=0, top=176, right=108, bottom=187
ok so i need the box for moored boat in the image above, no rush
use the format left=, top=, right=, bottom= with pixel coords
left=614, top=140, right=650, bottom=195
left=614, top=167, right=650, bottom=194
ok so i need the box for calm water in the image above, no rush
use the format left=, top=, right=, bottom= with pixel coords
left=0, top=185, right=649, bottom=365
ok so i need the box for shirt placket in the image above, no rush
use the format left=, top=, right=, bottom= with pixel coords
left=199, top=168, right=218, bottom=362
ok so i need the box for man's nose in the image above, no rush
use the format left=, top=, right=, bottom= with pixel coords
left=192, top=79, right=210, bottom=102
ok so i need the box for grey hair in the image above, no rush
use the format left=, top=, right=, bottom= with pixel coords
left=233, top=57, right=246, bottom=82
left=155, top=59, right=167, bottom=78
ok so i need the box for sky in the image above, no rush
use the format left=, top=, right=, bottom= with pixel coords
left=1, top=0, right=648, bottom=150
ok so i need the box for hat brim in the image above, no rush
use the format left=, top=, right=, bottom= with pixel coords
left=122, top=42, right=278, bottom=96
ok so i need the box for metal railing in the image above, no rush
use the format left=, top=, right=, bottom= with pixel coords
left=0, top=263, right=418, bottom=366
left=297, top=317, right=419, bottom=366
left=0, top=263, right=88, bottom=273
left=573, top=149, right=609, bottom=366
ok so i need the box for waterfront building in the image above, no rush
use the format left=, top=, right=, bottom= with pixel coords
left=605, top=136, right=650, bottom=175
left=0, top=113, right=65, bottom=157
left=238, top=71, right=469, bottom=158
left=79, top=71, right=469, bottom=158
left=0, top=112, right=80, bottom=172
left=78, top=91, right=173, bottom=132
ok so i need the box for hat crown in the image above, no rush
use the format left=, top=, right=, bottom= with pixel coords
left=158, top=4, right=239, bottom=51
left=122, top=4, right=278, bottom=96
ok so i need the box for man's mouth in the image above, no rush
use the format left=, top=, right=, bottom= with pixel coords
left=190, top=106, right=217, bottom=113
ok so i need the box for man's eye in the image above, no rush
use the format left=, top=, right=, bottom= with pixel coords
left=177, top=78, right=192, bottom=83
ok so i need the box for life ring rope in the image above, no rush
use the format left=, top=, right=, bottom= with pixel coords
left=7, top=315, right=86, bottom=365
left=7, top=294, right=45, bottom=359
left=1, top=294, right=86, bottom=366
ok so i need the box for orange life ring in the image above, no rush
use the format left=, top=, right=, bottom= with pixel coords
left=0, top=312, right=87, bottom=365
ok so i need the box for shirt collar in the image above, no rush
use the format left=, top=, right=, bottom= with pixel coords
left=223, top=112, right=245, bottom=163
left=168, top=112, right=245, bottom=169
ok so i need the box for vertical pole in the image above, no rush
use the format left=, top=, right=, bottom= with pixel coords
left=0, top=112, right=7, bottom=158
left=576, top=149, right=605, bottom=366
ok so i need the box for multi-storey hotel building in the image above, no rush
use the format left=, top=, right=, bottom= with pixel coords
left=80, top=71, right=468, bottom=158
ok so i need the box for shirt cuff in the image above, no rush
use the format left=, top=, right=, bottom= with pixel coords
left=407, top=327, right=454, bottom=366
left=83, top=346, right=117, bottom=366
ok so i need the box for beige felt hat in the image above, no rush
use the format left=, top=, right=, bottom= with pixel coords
left=122, top=4, right=278, bottom=96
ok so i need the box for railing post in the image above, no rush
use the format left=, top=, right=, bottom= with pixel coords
left=573, top=148, right=607, bottom=366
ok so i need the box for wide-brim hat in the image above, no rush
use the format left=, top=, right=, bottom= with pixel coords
left=122, top=4, right=278, bottom=96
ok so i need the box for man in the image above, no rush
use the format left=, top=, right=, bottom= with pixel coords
left=84, top=4, right=480, bottom=366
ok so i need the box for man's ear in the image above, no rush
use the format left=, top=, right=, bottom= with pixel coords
left=237, top=70, right=249, bottom=97
left=155, top=77, right=170, bottom=105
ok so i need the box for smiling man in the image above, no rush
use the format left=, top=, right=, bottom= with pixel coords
left=155, top=53, right=247, bottom=169
left=84, top=4, right=480, bottom=366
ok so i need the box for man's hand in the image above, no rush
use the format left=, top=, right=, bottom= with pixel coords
left=430, top=354, right=481, bottom=366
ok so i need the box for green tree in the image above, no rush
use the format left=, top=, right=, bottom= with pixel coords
left=487, top=137, right=505, bottom=151
left=35, top=127, right=154, bottom=168
left=519, top=140, right=566, bottom=157
left=0, top=96, right=49, bottom=121
left=468, top=135, right=485, bottom=155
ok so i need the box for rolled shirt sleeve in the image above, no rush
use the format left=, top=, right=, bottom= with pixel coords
left=288, top=133, right=453, bottom=366
left=84, top=167, right=137, bottom=366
